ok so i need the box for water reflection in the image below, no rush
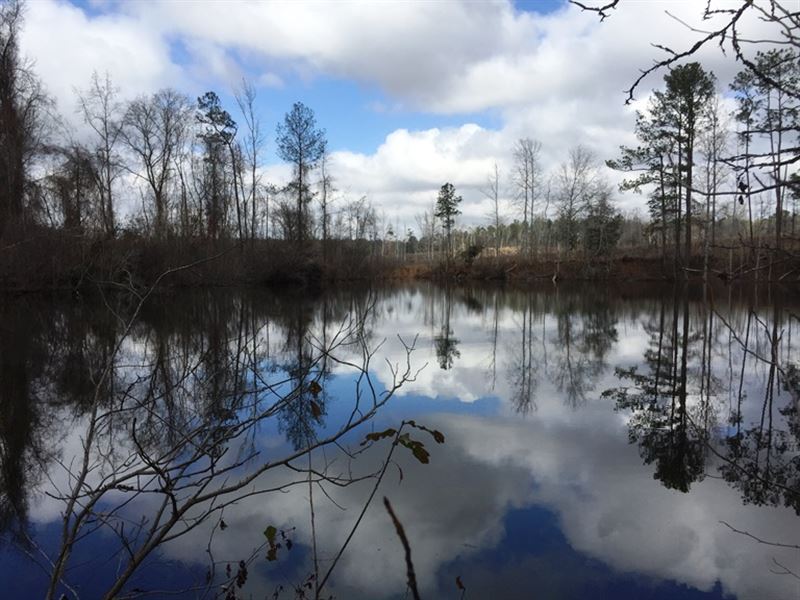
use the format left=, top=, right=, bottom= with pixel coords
left=433, top=287, right=460, bottom=371
left=0, top=283, right=797, bottom=599
left=606, top=287, right=708, bottom=492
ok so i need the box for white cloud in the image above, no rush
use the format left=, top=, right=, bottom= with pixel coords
left=257, top=71, right=284, bottom=89
left=327, top=124, right=506, bottom=224
left=108, top=0, right=766, bottom=113
left=17, top=0, right=774, bottom=225
left=20, top=0, right=185, bottom=114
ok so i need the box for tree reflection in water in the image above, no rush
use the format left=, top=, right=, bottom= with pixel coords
left=604, top=287, right=707, bottom=491
left=0, top=288, right=424, bottom=599
left=433, top=286, right=460, bottom=371
left=605, top=286, right=800, bottom=510
left=1, top=283, right=798, bottom=598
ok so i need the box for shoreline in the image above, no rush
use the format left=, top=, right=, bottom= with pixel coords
left=1, top=232, right=798, bottom=293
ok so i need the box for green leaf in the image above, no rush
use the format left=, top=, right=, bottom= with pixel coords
left=264, top=525, right=277, bottom=544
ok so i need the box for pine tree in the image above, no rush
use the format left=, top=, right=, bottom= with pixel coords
left=276, top=102, right=326, bottom=243
left=435, top=182, right=462, bottom=260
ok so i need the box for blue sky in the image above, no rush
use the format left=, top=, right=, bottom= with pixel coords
left=20, top=0, right=753, bottom=226
left=168, top=0, right=566, bottom=158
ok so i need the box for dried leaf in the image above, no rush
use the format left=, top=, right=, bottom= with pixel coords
left=410, top=443, right=430, bottom=464
left=405, top=420, right=445, bottom=444
left=310, top=400, right=322, bottom=420
left=362, top=428, right=397, bottom=444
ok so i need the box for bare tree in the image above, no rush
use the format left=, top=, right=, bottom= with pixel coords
left=513, top=138, right=543, bottom=255
left=573, top=1, right=799, bottom=105
left=234, top=79, right=265, bottom=242
left=344, top=195, right=376, bottom=241
left=699, top=93, right=730, bottom=276
left=415, top=203, right=438, bottom=261
left=555, top=145, right=599, bottom=252
left=122, top=89, right=192, bottom=238
left=76, top=71, right=123, bottom=237
left=482, top=162, right=504, bottom=256
left=318, top=148, right=335, bottom=260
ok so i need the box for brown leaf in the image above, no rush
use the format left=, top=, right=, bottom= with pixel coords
left=310, top=400, right=322, bottom=420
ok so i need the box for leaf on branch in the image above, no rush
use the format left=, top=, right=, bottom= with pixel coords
left=409, top=444, right=430, bottom=464
left=361, top=428, right=397, bottom=445
left=264, top=525, right=277, bottom=544
left=398, top=434, right=430, bottom=464
left=309, top=380, right=322, bottom=397
left=405, top=420, right=445, bottom=444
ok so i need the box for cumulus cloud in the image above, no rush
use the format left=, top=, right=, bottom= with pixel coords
left=328, top=124, right=508, bottom=224
left=18, top=0, right=769, bottom=225
left=20, top=0, right=185, bottom=113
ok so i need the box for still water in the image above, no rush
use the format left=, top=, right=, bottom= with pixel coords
left=0, top=283, right=798, bottom=599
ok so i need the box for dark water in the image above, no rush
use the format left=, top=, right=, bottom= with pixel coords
left=0, top=283, right=798, bottom=600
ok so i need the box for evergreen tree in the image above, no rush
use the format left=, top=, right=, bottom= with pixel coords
left=608, top=104, right=679, bottom=269
left=197, top=91, right=238, bottom=239
left=276, top=102, right=326, bottom=243
left=435, top=182, right=462, bottom=259
left=583, top=190, right=623, bottom=259
left=197, top=91, right=245, bottom=239
left=609, top=62, right=714, bottom=273
left=654, top=63, right=715, bottom=265
left=731, top=49, right=799, bottom=252
left=0, top=0, right=48, bottom=238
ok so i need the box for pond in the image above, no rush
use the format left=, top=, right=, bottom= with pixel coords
left=0, top=282, right=798, bottom=600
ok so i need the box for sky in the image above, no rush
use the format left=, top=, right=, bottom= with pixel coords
left=18, top=0, right=771, bottom=231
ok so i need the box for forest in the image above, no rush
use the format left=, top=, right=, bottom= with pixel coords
left=0, top=0, right=798, bottom=290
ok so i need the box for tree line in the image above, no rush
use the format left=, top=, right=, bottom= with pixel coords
left=0, top=1, right=389, bottom=253
left=408, top=51, right=798, bottom=280
left=1, top=0, right=798, bottom=283
left=409, top=144, right=626, bottom=269
left=608, top=56, right=799, bottom=279
left=574, top=0, right=800, bottom=281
